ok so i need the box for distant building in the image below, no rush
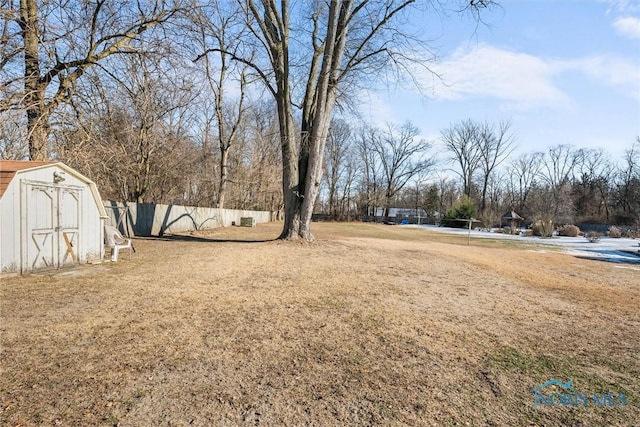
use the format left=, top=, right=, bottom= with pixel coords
left=374, top=208, right=428, bottom=218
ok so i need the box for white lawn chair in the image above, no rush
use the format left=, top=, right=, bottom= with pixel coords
left=104, top=224, right=132, bottom=262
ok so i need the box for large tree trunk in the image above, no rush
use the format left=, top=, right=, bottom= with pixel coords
left=480, top=177, right=489, bottom=214
left=26, top=106, right=49, bottom=160
left=218, top=147, right=229, bottom=209
left=133, top=156, right=150, bottom=203
left=21, top=0, right=48, bottom=160
left=279, top=1, right=346, bottom=241
left=328, top=178, right=337, bottom=218
left=277, top=96, right=304, bottom=239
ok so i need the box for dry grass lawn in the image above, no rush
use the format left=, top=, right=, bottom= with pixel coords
left=1, top=222, right=639, bottom=426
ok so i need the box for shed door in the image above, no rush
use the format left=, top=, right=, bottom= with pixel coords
left=58, top=187, right=81, bottom=266
left=22, top=183, right=82, bottom=272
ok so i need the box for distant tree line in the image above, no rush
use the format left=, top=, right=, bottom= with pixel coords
left=315, top=119, right=639, bottom=228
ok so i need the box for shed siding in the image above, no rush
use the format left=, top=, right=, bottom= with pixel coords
left=0, top=163, right=105, bottom=274
left=0, top=178, right=18, bottom=272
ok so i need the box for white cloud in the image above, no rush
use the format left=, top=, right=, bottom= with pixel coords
left=613, top=16, right=640, bottom=38
left=424, top=44, right=572, bottom=111
left=416, top=44, right=640, bottom=111
left=600, top=0, right=640, bottom=16
left=568, top=54, right=640, bottom=97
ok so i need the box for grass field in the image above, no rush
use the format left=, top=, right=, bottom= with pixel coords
left=1, top=222, right=638, bottom=426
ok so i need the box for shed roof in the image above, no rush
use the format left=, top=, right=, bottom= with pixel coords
left=502, top=210, right=524, bottom=220
left=0, top=160, right=56, bottom=197
left=0, top=160, right=108, bottom=218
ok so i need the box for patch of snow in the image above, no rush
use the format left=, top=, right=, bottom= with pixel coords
left=408, top=224, right=640, bottom=264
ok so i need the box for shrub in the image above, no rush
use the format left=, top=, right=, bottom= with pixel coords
left=558, top=224, right=581, bottom=237
left=608, top=226, right=622, bottom=238
left=585, top=231, right=601, bottom=243
left=532, top=220, right=554, bottom=237
left=445, top=197, right=476, bottom=220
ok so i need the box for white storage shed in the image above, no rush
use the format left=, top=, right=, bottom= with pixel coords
left=0, top=160, right=108, bottom=274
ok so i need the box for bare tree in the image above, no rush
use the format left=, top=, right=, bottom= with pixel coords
left=483, top=170, right=507, bottom=227
left=372, top=122, right=434, bottom=218
left=192, top=2, right=251, bottom=209
left=506, top=151, right=543, bottom=212
left=324, top=119, right=351, bottom=218
left=1, top=0, right=181, bottom=160
left=189, top=96, right=221, bottom=207
left=477, top=120, right=515, bottom=214
left=339, top=149, right=360, bottom=220
left=59, top=54, right=197, bottom=203
left=441, top=119, right=482, bottom=199
left=0, top=116, right=27, bottom=159
left=237, top=101, right=283, bottom=213
left=408, top=170, right=431, bottom=223
left=200, top=0, right=493, bottom=240
left=356, top=124, right=383, bottom=218
left=540, top=144, right=583, bottom=222
left=435, top=174, right=459, bottom=222
left=540, top=145, right=581, bottom=188
left=573, top=148, right=613, bottom=222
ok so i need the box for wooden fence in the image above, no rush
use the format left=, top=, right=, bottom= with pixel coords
left=104, top=201, right=275, bottom=237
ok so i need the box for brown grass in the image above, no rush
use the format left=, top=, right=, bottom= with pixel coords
left=1, top=222, right=638, bottom=426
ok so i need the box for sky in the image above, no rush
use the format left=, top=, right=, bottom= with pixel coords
left=358, top=0, right=640, bottom=164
